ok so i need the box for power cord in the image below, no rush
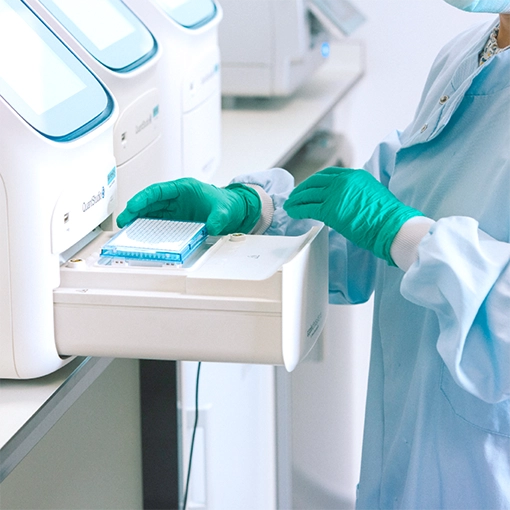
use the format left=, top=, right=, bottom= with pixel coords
left=181, top=361, right=202, bottom=510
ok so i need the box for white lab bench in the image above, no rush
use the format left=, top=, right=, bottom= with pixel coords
left=0, top=41, right=364, bottom=506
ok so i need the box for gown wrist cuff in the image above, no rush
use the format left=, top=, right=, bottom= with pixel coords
left=243, top=184, right=274, bottom=234
left=390, top=216, right=435, bottom=271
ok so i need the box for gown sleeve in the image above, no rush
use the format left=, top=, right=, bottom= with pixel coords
left=402, top=216, right=510, bottom=403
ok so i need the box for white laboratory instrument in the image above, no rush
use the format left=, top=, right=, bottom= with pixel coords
left=0, top=0, right=117, bottom=379
left=121, top=0, right=223, bottom=182
left=0, top=0, right=327, bottom=382
left=219, top=0, right=365, bottom=97
left=54, top=225, right=328, bottom=371
left=24, top=0, right=166, bottom=220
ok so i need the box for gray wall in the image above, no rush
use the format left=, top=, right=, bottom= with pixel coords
left=0, top=360, right=143, bottom=510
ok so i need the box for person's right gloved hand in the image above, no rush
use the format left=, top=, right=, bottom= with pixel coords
left=284, top=167, right=423, bottom=265
left=116, top=178, right=262, bottom=235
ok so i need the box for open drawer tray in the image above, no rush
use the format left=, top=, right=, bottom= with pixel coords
left=54, top=225, right=328, bottom=372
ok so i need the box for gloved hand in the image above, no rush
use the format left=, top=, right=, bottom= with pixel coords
left=116, top=178, right=262, bottom=235
left=283, top=167, right=424, bottom=265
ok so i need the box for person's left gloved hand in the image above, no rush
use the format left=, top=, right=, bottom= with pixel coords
left=283, top=167, right=424, bottom=265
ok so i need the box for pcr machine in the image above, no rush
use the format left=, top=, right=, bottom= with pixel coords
left=24, top=0, right=166, bottom=220
left=122, top=0, right=224, bottom=182
left=219, top=0, right=365, bottom=97
left=0, top=0, right=328, bottom=380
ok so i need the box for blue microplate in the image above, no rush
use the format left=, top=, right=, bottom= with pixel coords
left=101, top=218, right=208, bottom=264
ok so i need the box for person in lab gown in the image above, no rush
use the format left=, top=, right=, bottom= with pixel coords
left=117, top=1, right=510, bottom=507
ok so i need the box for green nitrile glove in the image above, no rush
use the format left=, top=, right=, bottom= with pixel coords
left=283, top=167, right=424, bottom=265
left=116, top=178, right=261, bottom=235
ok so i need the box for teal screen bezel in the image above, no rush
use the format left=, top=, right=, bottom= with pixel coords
left=0, top=0, right=113, bottom=141
left=37, top=0, right=157, bottom=72
left=155, top=0, right=217, bottom=29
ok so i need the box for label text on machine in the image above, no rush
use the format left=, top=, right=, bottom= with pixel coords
left=307, top=312, right=323, bottom=338
left=82, top=187, right=105, bottom=212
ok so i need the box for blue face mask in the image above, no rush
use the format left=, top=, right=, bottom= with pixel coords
left=443, top=0, right=510, bottom=12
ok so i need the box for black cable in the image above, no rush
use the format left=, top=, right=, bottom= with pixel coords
left=181, top=361, right=202, bottom=510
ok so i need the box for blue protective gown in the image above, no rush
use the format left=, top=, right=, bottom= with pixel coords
left=232, top=17, right=510, bottom=509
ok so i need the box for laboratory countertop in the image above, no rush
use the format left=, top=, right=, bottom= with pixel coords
left=0, top=40, right=364, bottom=483
left=215, top=41, right=365, bottom=185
